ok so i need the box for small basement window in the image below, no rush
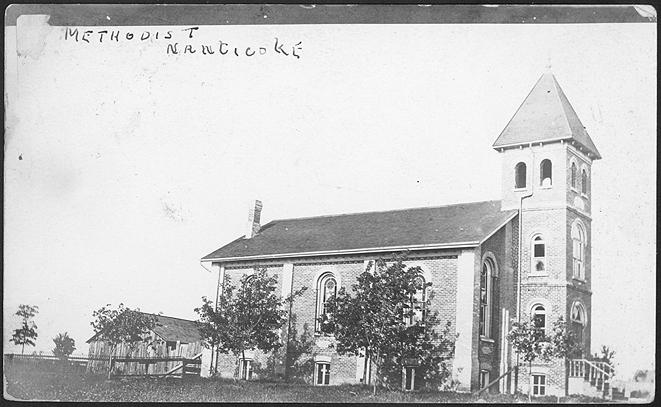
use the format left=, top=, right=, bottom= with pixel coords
left=479, top=370, right=490, bottom=391
left=315, top=362, right=330, bottom=385
left=532, top=374, right=547, bottom=396
left=404, top=366, right=417, bottom=391
left=239, top=359, right=253, bottom=380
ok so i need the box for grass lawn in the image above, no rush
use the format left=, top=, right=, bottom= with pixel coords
left=4, top=364, right=612, bottom=403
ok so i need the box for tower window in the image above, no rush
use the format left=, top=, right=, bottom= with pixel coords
left=479, top=259, right=495, bottom=338
left=570, top=162, right=577, bottom=189
left=531, top=304, right=546, bottom=331
left=531, top=235, right=546, bottom=274
left=315, top=273, right=337, bottom=333
left=572, top=223, right=586, bottom=280
left=515, top=162, right=527, bottom=189
left=581, top=169, right=588, bottom=195
left=540, top=159, right=552, bottom=187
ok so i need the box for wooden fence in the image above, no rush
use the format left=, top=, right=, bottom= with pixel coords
left=87, top=339, right=203, bottom=376
left=4, top=354, right=91, bottom=374
left=107, top=354, right=203, bottom=378
left=4, top=353, right=202, bottom=379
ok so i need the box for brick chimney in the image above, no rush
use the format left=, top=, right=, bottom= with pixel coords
left=245, top=200, right=263, bottom=238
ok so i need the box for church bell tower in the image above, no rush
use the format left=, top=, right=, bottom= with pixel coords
left=493, top=72, right=601, bottom=394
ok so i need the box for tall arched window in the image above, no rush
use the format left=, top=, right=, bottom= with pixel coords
left=515, top=162, right=527, bottom=189
left=409, top=276, right=427, bottom=326
left=479, top=259, right=494, bottom=338
left=570, top=302, right=587, bottom=353
left=531, top=235, right=546, bottom=274
left=540, top=159, right=552, bottom=187
left=581, top=169, right=588, bottom=195
left=531, top=304, right=546, bottom=331
left=315, top=273, right=337, bottom=333
left=572, top=223, right=586, bottom=280
left=570, top=162, right=577, bottom=189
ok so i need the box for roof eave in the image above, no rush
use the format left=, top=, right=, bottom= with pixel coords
left=492, top=136, right=572, bottom=150
left=493, top=137, right=601, bottom=160
left=478, top=211, right=519, bottom=245
left=201, top=241, right=482, bottom=263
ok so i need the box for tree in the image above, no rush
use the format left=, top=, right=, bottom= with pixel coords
left=592, top=345, right=615, bottom=364
left=507, top=316, right=581, bottom=400
left=52, top=332, right=76, bottom=359
left=322, top=253, right=456, bottom=395
left=195, top=268, right=306, bottom=379
left=90, top=303, right=158, bottom=378
left=10, top=304, right=39, bottom=354
left=284, top=315, right=315, bottom=382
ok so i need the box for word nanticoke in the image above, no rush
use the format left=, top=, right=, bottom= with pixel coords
left=166, top=38, right=302, bottom=59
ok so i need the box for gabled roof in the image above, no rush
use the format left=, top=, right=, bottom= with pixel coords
left=202, top=200, right=518, bottom=262
left=493, top=72, right=601, bottom=160
left=87, top=313, right=202, bottom=344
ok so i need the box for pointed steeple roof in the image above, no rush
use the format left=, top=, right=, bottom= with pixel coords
left=493, top=73, right=601, bottom=160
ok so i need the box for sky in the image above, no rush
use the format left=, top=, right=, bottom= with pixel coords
left=4, top=16, right=656, bottom=379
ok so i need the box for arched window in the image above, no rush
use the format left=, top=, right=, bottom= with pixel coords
left=572, top=223, right=586, bottom=280
left=315, top=273, right=337, bottom=333
left=570, top=302, right=587, bottom=353
left=515, top=162, right=527, bottom=189
left=570, top=162, right=577, bottom=189
left=479, top=259, right=495, bottom=338
left=540, top=159, right=552, bottom=187
left=531, top=304, right=546, bottom=331
left=531, top=235, right=546, bottom=274
left=409, top=276, right=427, bottom=326
left=581, top=169, right=588, bottom=195
left=570, top=302, right=586, bottom=325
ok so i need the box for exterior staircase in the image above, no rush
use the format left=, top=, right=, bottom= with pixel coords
left=568, top=359, right=615, bottom=399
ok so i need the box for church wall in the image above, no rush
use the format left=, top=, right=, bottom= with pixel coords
left=214, top=263, right=285, bottom=379
left=478, top=220, right=516, bottom=391
left=521, top=208, right=567, bottom=283
left=518, top=207, right=569, bottom=395
left=566, top=209, right=593, bottom=357
left=288, top=252, right=460, bottom=386
left=290, top=257, right=366, bottom=385
left=211, top=250, right=461, bottom=387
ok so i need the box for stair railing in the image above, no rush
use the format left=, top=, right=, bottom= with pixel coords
left=568, top=359, right=615, bottom=397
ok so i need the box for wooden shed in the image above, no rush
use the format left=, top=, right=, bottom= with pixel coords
left=86, top=313, right=205, bottom=376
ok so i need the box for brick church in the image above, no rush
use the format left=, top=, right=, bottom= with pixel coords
left=201, top=72, right=602, bottom=396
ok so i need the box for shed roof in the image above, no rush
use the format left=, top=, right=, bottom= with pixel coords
left=202, top=200, right=517, bottom=261
left=87, top=313, right=202, bottom=344
left=492, top=72, right=601, bottom=159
